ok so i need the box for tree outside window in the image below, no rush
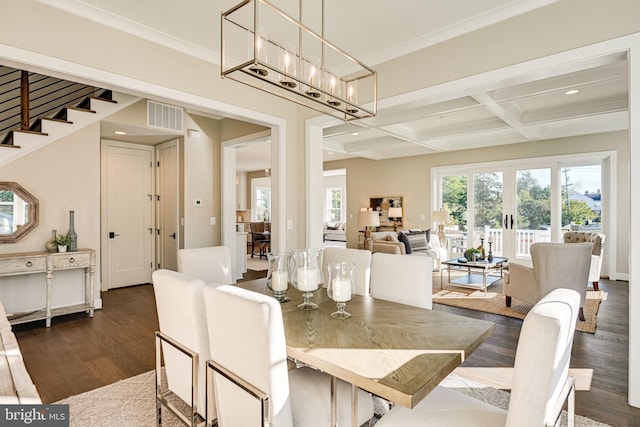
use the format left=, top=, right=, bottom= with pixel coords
left=326, top=187, right=343, bottom=222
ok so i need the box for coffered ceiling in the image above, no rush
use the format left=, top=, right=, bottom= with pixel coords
left=42, top=0, right=628, bottom=167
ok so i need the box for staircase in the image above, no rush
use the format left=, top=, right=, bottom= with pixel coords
left=0, top=67, right=140, bottom=167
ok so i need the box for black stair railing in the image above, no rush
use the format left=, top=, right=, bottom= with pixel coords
left=0, top=65, right=106, bottom=142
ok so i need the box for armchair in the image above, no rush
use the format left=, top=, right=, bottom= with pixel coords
left=505, top=242, right=592, bottom=321
left=562, top=231, right=605, bottom=291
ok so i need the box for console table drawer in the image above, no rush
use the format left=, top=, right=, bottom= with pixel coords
left=0, top=256, right=47, bottom=274
left=50, top=253, right=91, bottom=269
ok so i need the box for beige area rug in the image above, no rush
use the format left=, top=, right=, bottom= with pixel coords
left=55, top=370, right=611, bottom=427
left=432, top=272, right=606, bottom=334
left=246, top=254, right=268, bottom=271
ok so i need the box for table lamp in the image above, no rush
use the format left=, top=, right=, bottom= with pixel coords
left=357, top=209, right=380, bottom=251
left=388, top=207, right=403, bottom=232
left=432, top=209, right=450, bottom=245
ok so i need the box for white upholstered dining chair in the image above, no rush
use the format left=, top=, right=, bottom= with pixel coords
left=370, top=252, right=432, bottom=309
left=152, top=269, right=212, bottom=426
left=375, top=288, right=580, bottom=427
left=203, top=284, right=374, bottom=427
left=177, top=246, right=232, bottom=286
left=321, top=247, right=372, bottom=296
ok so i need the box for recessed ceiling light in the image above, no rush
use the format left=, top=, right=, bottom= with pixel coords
left=565, top=89, right=580, bottom=95
left=351, top=132, right=359, bottom=136
left=114, top=130, right=127, bottom=135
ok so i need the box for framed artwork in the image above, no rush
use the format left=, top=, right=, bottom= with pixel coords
left=370, top=196, right=403, bottom=227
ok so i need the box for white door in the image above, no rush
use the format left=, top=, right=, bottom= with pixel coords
left=156, top=140, right=179, bottom=271
left=102, top=141, right=154, bottom=289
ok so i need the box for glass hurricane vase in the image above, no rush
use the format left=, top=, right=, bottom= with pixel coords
left=326, top=262, right=356, bottom=319
left=290, top=248, right=323, bottom=310
left=266, top=252, right=291, bottom=303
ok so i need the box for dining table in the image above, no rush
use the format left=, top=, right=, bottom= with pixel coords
left=237, top=278, right=495, bottom=425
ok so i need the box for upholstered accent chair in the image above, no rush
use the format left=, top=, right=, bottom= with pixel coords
left=370, top=252, right=432, bottom=309
left=152, top=269, right=211, bottom=425
left=375, top=288, right=580, bottom=427
left=562, top=231, right=606, bottom=291
left=321, top=247, right=372, bottom=296
left=177, top=246, right=232, bottom=286
left=505, top=242, right=592, bottom=321
left=203, top=285, right=374, bottom=426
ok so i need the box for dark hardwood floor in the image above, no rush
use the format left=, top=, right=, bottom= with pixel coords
left=13, top=273, right=640, bottom=426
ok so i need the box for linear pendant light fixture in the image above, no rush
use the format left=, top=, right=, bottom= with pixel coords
left=221, top=0, right=377, bottom=121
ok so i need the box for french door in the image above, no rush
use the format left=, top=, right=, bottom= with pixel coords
left=436, top=156, right=602, bottom=264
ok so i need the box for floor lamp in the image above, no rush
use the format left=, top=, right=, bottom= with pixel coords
left=432, top=209, right=450, bottom=246
left=358, top=210, right=380, bottom=251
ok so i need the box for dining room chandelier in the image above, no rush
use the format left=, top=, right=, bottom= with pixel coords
left=221, top=0, right=377, bottom=121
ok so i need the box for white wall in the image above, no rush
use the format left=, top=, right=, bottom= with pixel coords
left=0, top=123, right=101, bottom=311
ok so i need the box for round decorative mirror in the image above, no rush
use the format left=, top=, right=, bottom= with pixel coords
left=0, top=182, right=39, bottom=243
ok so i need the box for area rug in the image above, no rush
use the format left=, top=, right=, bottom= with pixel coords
left=432, top=273, right=605, bottom=334
left=246, top=255, right=268, bottom=271
left=55, top=370, right=611, bottom=427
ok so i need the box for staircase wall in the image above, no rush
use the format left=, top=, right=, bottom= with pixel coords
left=0, top=122, right=102, bottom=313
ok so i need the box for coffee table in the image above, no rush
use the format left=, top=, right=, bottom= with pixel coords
left=441, top=256, right=508, bottom=296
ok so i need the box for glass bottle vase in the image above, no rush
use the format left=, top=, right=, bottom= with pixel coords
left=67, top=211, right=78, bottom=252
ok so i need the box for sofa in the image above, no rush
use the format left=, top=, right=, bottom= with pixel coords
left=366, top=230, right=449, bottom=271
left=562, top=231, right=605, bottom=291
left=0, top=300, right=41, bottom=404
left=323, top=222, right=347, bottom=242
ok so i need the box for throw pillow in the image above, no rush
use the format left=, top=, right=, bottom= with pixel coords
left=424, top=228, right=431, bottom=243
left=397, top=232, right=412, bottom=254
left=386, top=233, right=399, bottom=242
left=407, top=233, right=429, bottom=252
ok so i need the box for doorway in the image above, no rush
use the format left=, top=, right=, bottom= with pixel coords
left=101, top=140, right=155, bottom=289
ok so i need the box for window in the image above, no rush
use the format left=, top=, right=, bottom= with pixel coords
left=255, top=186, right=271, bottom=222
left=434, top=153, right=609, bottom=262
left=325, top=187, right=343, bottom=222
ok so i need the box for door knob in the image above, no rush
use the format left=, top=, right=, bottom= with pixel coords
left=170, top=233, right=176, bottom=239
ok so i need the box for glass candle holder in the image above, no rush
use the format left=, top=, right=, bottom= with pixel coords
left=266, top=252, right=291, bottom=303
left=290, top=248, right=323, bottom=310
left=326, top=262, right=355, bottom=319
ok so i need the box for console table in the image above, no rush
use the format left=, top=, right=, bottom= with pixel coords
left=0, top=249, right=95, bottom=327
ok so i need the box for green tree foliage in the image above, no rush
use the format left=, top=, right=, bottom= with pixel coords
left=562, top=199, right=597, bottom=226
left=517, top=171, right=550, bottom=229
left=442, top=175, right=467, bottom=231
left=473, top=173, right=503, bottom=229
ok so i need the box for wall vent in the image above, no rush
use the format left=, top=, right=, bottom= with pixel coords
left=147, top=100, right=183, bottom=132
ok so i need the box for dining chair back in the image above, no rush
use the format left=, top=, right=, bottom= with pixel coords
left=321, top=247, right=372, bottom=295
left=203, top=285, right=374, bottom=427
left=177, top=246, right=232, bottom=285
left=152, top=269, right=211, bottom=425
left=374, top=288, right=580, bottom=427
left=370, top=252, right=432, bottom=309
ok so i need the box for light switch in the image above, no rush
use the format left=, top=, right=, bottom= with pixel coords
left=210, top=217, right=216, bottom=225
left=287, top=219, right=293, bottom=230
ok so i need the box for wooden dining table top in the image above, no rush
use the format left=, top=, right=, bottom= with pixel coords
left=237, top=279, right=495, bottom=409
